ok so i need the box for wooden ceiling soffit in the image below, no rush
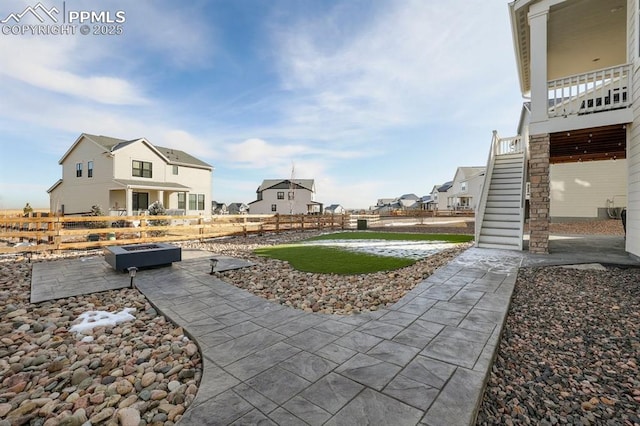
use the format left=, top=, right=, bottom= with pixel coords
left=549, top=124, right=627, bottom=164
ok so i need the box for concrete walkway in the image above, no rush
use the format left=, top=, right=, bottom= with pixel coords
left=30, top=235, right=639, bottom=425
left=31, top=245, right=525, bottom=426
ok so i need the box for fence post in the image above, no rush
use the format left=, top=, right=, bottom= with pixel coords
left=243, top=216, right=247, bottom=237
left=54, top=217, right=62, bottom=253
left=276, top=214, right=280, bottom=233
left=300, top=215, right=304, bottom=231
left=198, top=217, right=204, bottom=241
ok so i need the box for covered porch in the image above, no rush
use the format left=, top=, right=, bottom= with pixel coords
left=108, top=179, right=191, bottom=216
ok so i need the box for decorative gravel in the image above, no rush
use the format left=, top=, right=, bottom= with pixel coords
left=477, top=265, right=640, bottom=425
left=0, top=258, right=202, bottom=426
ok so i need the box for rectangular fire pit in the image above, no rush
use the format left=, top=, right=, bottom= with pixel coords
left=104, top=243, right=181, bottom=272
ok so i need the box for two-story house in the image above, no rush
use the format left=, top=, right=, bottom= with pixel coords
left=248, top=179, right=322, bottom=214
left=47, top=133, right=213, bottom=216
left=476, top=0, right=637, bottom=258
left=447, top=167, right=486, bottom=211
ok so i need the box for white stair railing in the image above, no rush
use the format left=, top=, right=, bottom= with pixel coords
left=475, top=132, right=527, bottom=248
left=474, top=131, right=499, bottom=245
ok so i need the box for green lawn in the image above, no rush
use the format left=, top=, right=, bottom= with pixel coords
left=254, top=245, right=415, bottom=274
left=254, top=233, right=470, bottom=275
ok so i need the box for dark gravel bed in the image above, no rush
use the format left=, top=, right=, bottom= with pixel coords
left=477, top=265, right=640, bottom=426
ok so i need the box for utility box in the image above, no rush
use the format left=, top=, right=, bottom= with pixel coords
left=357, top=219, right=368, bottom=230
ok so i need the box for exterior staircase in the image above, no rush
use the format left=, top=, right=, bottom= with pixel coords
left=475, top=133, right=527, bottom=250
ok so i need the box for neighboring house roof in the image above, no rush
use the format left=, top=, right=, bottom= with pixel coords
left=59, top=133, right=212, bottom=170
left=438, top=181, right=453, bottom=192
left=228, top=202, right=247, bottom=209
left=399, top=193, right=419, bottom=200
left=47, top=179, right=63, bottom=193
left=257, top=179, right=315, bottom=192
left=325, top=204, right=342, bottom=211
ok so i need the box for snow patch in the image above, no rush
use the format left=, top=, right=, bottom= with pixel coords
left=70, top=308, right=136, bottom=335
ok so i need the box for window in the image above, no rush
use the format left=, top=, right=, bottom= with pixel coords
left=461, top=182, right=467, bottom=192
left=76, top=162, right=82, bottom=177
left=277, top=191, right=284, bottom=200
left=271, top=204, right=277, bottom=212
left=178, top=192, right=186, bottom=210
left=189, top=194, right=197, bottom=210
left=87, top=161, right=93, bottom=178
left=132, top=192, right=149, bottom=211
left=198, top=194, right=205, bottom=210
left=172, top=165, right=178, bottom=175
left=288, top=191, right=295, bottom=200
left=132, top=160, right=152, bottom=178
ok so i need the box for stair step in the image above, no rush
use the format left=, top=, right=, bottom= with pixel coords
left=486, top=200, right=520, bottom=208
left=483, top=213, right=521, bottom=222
left=488, top=188, right=520, bottom=195
left=492, top=170, right=521, bottom=177
left=491, top=173, right=522, bottom=180
left=480, top=227, right=521, bottom=237
left=481, top=220, right=521, bottom=229
left=487, top=194, right=520, bottom=202
left=477, top=242, right=521, bottom=250
left=477, top=235, right=522, bottom=246
left=485, top=207, right=520, bottom=215
left=489, top=183, right=520, bottom=191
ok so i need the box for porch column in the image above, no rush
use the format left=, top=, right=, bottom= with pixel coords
left=529, top=133, right=550, bottom=253
left=158, top=191, right=164, bottom=206
left=126, top=188, right=133, bottom=216
left=528, top=3, right=549, bottom=125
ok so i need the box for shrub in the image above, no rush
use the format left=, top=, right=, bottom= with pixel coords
left=148, top=201, right=169, bottom=236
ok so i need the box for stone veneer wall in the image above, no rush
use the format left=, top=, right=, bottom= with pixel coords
left=528, top=134, right=550, bottom=253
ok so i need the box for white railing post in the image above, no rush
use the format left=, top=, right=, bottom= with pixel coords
left=475, top=131, right=498, bottom=245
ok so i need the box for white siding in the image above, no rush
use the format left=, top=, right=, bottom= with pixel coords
left=249, top=188, right=313, bottom=214
left=50, top=136, right=212, bottom=216
left=550, top=160, right=627, bottom=218
left=467, top=174, right=485, bottom=211
left=112, top=141, right=211, bottom=214
left=627, top=0, right=640, bottom=256
left=49, top=137, right=113, bottom=214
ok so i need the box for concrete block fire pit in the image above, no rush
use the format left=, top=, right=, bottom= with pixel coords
left=104, top=243, right=182, bottom=272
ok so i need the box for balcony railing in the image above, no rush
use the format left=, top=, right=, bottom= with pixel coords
left=547, top=64, right=631, bottom=118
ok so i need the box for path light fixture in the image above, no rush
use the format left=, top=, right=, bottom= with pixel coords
left=26, top=251, right=32, bottom=263
left=128, top=266, right=138, bottom=289
left=209, top=258, right=218, bottom=275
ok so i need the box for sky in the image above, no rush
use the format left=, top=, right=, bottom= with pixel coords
left=0, top=0, right=524, bottom=210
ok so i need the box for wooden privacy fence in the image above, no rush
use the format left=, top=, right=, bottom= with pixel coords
left=0, top=213, right=350, bottom=254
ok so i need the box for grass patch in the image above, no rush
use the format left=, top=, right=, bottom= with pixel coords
left=254, top=245, right=415, bottom=275
left=306, top=232, right=473, bottom=243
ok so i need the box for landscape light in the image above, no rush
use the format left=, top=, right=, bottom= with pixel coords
left=209, top=258, right=218, bottom=275
left=128, top=266, right=138, bottom=289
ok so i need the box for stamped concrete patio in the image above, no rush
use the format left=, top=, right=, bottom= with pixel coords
left=29, top=235, right=636, bottom=425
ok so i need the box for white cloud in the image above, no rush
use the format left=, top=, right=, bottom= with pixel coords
left=269, top=0, right=520, bottom=142
left=0, top=37, right=148, bottom=105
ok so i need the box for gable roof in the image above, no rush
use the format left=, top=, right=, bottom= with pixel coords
left=257, top=179, right=315, bottom=192
left=399, top=193, right=419, bottom=200
left=59, top=133, right=212, bottom=169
